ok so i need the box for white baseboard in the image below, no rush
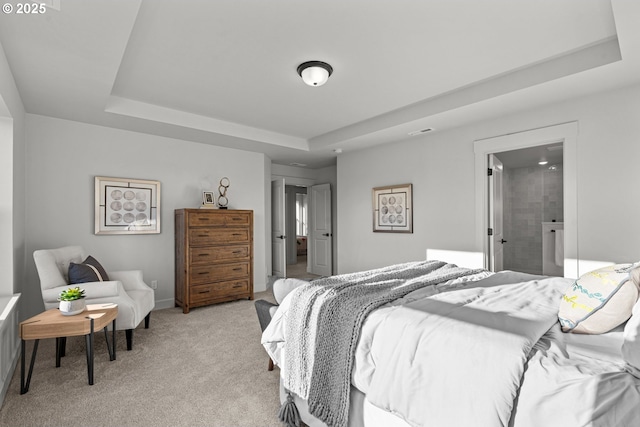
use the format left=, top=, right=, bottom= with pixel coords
left=153, top=298, right=176, bottom=310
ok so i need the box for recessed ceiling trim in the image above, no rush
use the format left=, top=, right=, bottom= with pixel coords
left=105, top=96, right=310, bottom=151
left=308, top=36, right=621, bottom=150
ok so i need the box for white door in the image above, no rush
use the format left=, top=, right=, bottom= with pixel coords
left=488, top=154, right=505, bottom=272
left=310, top=183, right=332, bottom=276
left=271, top=179, right=286, bottom=278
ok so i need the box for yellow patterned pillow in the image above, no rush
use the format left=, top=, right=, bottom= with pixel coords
left=558, top=263, right=640, bottom=334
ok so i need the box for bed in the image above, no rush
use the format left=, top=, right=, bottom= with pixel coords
left=261, top=260, right=640, bottom=427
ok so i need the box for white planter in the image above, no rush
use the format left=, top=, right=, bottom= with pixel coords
left=59, top=299, right=86, bottom=316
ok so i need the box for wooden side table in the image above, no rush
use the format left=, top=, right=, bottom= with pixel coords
left=19, top=304, right=118, bottom=394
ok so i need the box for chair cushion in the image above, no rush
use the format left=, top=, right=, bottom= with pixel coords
left=68, top=256, right=110, bottom=284
left=558, top=263, right=640, bottom=334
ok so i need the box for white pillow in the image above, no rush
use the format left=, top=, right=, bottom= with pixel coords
left=558, top=263, right=640, bottom=334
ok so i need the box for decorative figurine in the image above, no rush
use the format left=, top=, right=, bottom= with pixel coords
left=217, top=177, right=230, bottom=209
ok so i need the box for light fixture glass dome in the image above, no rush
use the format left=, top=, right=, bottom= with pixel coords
left=297, top=61, right=333, bottom=87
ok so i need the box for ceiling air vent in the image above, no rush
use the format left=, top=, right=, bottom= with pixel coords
left=289, top=162, right=307, bottom=167
left=408, top=128, right=434, bottom=136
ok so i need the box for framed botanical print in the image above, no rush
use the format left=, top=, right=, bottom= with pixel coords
left=372, top=183, right=413, bottom=233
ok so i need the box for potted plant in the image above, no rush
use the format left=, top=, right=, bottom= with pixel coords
left=58, top=286, right=86, bottom=315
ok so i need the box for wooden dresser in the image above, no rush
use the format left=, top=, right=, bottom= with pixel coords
left=175, top=209, right=253, bottom=313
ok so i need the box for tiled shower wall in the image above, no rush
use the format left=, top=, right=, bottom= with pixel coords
left=503, top=165, right=563, bottom=274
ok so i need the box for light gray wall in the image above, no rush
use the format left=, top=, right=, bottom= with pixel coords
left=337, top=83, right=640, bottom=274
left=0, top=40, right=26, bottom=408
left=23, top=114, right=269, bottom=319
left=0, top=40, right=26, bottom=300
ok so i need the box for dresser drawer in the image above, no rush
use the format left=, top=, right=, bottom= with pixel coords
left=188, top=212, right=252, bottom=227
left=189, top=228, right=250, bottom=245
left=190, top=279, right=250, bottom=302
left=190, top=245, right=250, bottom=264
left=190, top=262, right=250, bottom=284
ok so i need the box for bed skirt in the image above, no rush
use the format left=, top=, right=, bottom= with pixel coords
left=279, top=380, right=410, bottom=427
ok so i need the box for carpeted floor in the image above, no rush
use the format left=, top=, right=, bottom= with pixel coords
left=0, top=291, right=283, bottom=427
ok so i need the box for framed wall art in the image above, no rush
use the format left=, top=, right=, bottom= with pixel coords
left=372, top=183, right=413, bottom=233
left=202, top=191, right=215, bottom=205
left=95, top=176, right=161, bottom=235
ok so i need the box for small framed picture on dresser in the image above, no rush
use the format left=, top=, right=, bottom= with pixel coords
left=202, top=191, right=215, bottom=205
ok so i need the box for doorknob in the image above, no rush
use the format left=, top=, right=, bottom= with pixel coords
left=322, top=233, right=332, bottom=237
left=500, top=239, right=507, bottom=244
left=277, top=235, right=286, bottom=239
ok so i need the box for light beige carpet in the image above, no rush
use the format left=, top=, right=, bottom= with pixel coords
left=0, top=291, right=282, bottom=427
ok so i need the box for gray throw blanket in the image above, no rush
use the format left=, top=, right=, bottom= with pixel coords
left=282, top=260, right=485, bottom=427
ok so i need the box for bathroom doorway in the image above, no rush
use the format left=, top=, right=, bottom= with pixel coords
left=492, top=143, right=564, bottom=276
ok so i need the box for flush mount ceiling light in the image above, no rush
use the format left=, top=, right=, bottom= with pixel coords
left=297, top=61, right=333, bottom=87
left=538, top=160, right=549, bottom=165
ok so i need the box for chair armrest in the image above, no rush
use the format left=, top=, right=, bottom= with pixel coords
left=254, top=300, right=278, bottom=332
left=108, top=270, right=152, bottom=292
left=41, top=281, right=121, bottom=305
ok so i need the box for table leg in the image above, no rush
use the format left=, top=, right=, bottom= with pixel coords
left=55, top=338, right=62, bottom=367
left=20, top=339, right=40, bottom=395
left=112, top=319, right=116, bottom=361
left=103, top=318, right=116, bottom=361
left=85, top=317, right=94, bottom=385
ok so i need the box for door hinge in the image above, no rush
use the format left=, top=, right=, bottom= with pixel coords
left=488, top=228, right=493, bottom=236
left=487, top=168, right=493, bottom=176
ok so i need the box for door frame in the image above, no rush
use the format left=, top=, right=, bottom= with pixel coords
left=488, top=154, right=504, bottom=272
left=270, top=175, right=334, bottom=278
left=474, top=122, right=579, bottom=278
left=271, top=178, right=286, bottom=278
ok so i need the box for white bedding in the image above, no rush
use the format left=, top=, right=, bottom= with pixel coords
left=262, top=269, right=640, bottom=427
left=355, top=276, right=568, bottom=427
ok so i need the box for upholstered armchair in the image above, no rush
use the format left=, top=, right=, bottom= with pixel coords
left=33, top=246, right=155, bottom=350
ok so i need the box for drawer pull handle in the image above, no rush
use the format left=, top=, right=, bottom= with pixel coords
left=232, top=233, right=242, bottom=236
left=233, top=268, right=242, bottom=271
left=199, top=290, right=211, bottom=294
left=232, top=217, right=243, bottom=221
left=197, top=234, right=209, bottom=237
left=198, top=272, right=208, bottom=275
left=232, top=251, right=242, bottom=254
left=233, top=284, right=243, bottom=288
left=198, top=218, right=210, bottom=221
left=197, top=253, right=210, bottom=257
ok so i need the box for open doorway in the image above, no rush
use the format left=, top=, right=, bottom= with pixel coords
left=285, top=185, right=316, bottom=279
left=492, top=143, right=564, bottom=276
left=272, top=180, right=332, bottom=280
left=474, top=121, right=579, bottom=278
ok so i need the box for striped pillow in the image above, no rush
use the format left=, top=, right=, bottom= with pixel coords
left=558, top=263, right=640, bottom=334
left=68, top=256, right=110, bottom=284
